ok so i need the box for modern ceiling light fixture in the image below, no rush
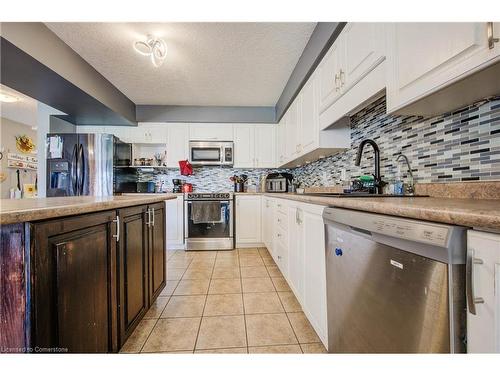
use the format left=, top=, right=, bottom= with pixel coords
left=0, top=91, right=21, bottom=103
left=134, top=35, right=167, bottom=67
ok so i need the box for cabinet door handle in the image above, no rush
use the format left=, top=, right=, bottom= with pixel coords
left=339, top=69, right=345, bottom=87
left=334, top=73, right=340, bottom=91
left=146, top=208, right=151, bottom=227
left=487, top=22, right=499, bottom=49
left=466, top=248, right=484, bottom=315
left=113, top=216, right=120, bottom=242
left=151, top=207, right=155, bottom=227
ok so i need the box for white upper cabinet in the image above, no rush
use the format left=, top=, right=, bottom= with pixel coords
left=276, top=117, right=286, bottom=167
left=319, top=40, right=344, bottom=112
left=189, top=123, right=234, bottom=141
left=342, top=23, right=386, bottom=90
left=233, top=124, right=275, bottom=168
left=386, top=22, right=500, bottom=114
left=299, top=74, right=319, bottom=155
left=166, top=124, right=189, bottom=167
left=285, top=97, right=300, bottom=162
left=254, top=125, right=275, bottom=168
left=233, top=125, right=255, bottom=168
left=319, top=23, right=386, bottom=130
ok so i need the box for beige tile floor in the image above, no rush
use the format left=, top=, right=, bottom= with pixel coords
left=120, top=248, right=328, bottom=354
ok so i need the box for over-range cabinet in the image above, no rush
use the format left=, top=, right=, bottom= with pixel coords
left=29, top=202, right=166, bottom=353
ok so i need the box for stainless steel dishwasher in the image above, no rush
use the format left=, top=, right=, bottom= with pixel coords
left=323, top=207, right=467, bottom=353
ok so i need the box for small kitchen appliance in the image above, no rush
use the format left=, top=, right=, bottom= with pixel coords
left=265, top=172, right=294, bottom=193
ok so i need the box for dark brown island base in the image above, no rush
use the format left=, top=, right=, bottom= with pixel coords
left=0, top=195, right=176, bottom=353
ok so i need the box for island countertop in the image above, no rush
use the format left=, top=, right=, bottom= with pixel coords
left=0, top=194, right=177, bottom=225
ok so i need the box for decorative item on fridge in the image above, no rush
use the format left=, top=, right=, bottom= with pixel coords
left=179, top=159, right=193, bottom=176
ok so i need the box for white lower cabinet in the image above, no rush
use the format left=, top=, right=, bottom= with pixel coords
left=166, top=195, right=184, bottom=249
left=261, top=196, right=275, bottom=256
left=300, top=203, right=328, bottom=347
left=235, top=195, right=263, bottom=248
left=467, top=230, right=500, bottom=353
left=264, top=197, right=328, bottom=347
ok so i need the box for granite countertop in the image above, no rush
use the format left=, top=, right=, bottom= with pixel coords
left=0, top=194, right=177, bottom=225
left=265, top=193, right=500, bottom=232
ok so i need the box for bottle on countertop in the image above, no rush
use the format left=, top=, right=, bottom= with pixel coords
left=394, top=165, right=404, bottom=195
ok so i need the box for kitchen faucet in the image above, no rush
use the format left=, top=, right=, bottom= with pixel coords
left=396, top=154, right=415, bottom=195
left=355, top=139, right=382, bottom=194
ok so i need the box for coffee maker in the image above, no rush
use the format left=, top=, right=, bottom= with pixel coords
left=172, top=179, right=184, bottom=193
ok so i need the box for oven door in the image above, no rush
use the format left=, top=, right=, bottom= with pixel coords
left=189, top=142, right=224, bottom=166
left=185, top=200, right=233, bottom=239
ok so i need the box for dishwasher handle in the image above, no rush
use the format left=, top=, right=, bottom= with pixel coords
left=466, top=248, right=484, bottom=315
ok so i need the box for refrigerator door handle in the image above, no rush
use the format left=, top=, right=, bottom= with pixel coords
left=78, top=144, right=85, bottom=195
left=71, top=144, right=78, bottom=195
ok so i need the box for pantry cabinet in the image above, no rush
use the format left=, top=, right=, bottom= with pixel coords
left=235, top=195, right=262, bottom=247
left=466, top=230, right=500, bottom=353
left=386, top=22, right=500, bottom=114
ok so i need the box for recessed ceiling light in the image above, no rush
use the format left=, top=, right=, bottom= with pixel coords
left=0, top=91, right=20, bottom=103
left=134, top=35, right=167, bottom=67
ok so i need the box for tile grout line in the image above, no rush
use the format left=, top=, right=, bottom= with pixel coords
left=238, top=249, right=250, bottom=353
left=191, top=251, right=217, bottom=352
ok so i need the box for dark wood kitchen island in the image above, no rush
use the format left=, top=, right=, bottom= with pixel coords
left=0, top=194, right=176, bottom=353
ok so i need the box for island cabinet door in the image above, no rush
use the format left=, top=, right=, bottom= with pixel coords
left=148, top=202, right=166, bottom=303
left=117, top=205, right=149, bottom=347
left=30, top=210, right=118, bottom=353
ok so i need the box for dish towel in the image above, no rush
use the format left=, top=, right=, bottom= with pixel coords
left=191, top=201, right=221, bottom=224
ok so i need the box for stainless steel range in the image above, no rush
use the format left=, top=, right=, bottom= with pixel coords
left=184, top=192, right=234, bottom=250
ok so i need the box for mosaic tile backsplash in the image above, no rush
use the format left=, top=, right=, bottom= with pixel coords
left=134, top=95, right=500, bottom=192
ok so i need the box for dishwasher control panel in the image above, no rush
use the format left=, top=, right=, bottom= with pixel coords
left=371, top=218, right=449, bottom=247
left=323, top=208, right=452, bottom=248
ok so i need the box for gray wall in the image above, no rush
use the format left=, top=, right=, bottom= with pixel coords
left=49, top=116, right=76, bottom=133
left=0, top=22, right=136, bottom=123
left=136, top=105, right=276, bottom=123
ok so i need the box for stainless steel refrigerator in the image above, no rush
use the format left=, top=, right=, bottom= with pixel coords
left=46, top=133, right=114, bottom=197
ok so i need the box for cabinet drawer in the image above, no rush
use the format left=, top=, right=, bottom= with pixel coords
left=275, top=200, right=287, bottom=214
left=276, top=210, right=288, bottom=231
left=275, top=224, right=287, bottom=247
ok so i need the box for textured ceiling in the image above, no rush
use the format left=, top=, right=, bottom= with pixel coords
left=45, top=22, right=316, bottom=106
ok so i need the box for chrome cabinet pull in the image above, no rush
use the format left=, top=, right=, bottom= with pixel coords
left=487, top=22, right=499, bottom=49
left=151, top=207, right=155, bottom=227
left=339, top=69, right=346, bottom=87
left=334, top=73, right=340, bottom=91
left=146, top=208, right=151, bottom=227
left=466, top=248, right=484, bottom=315
left=113, top=216, right=120, bottom=242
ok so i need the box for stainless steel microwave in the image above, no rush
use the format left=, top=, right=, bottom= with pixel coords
left=189, top=141, right=233, bottom=166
